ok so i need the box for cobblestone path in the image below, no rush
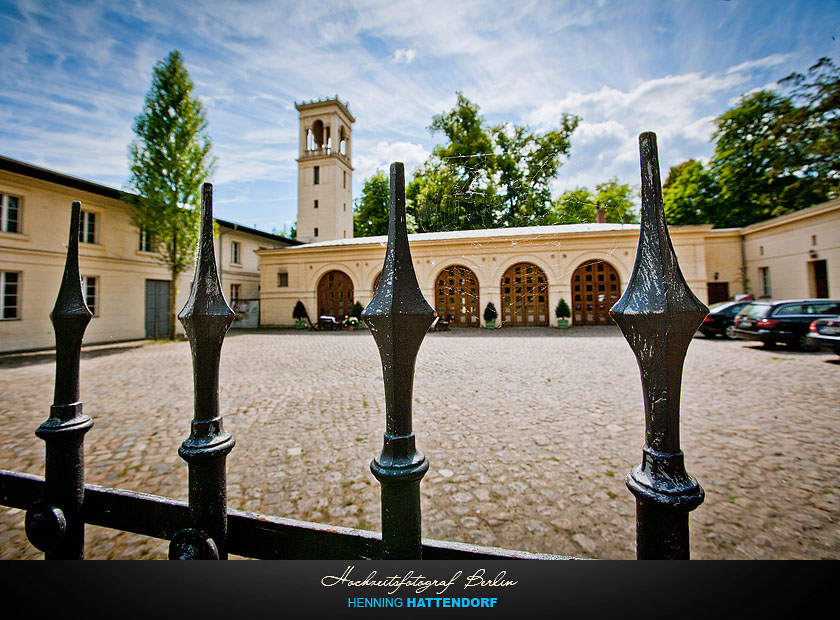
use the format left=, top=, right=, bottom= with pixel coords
left=1, top=327, right=838, bottom=559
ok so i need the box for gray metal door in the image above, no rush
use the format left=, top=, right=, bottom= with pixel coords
left=144, top=279, right=170, bottom=339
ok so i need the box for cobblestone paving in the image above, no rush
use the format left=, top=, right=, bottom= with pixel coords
left=1, top=327, right=838, bottom=560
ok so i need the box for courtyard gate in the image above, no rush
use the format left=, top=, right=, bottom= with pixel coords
left=0, top=132, right=707, bottom=560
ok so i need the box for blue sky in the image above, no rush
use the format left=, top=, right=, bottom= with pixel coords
left=1, top=0, right=838, bottom=233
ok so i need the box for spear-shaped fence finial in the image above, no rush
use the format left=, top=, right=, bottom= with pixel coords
left=170, top=183, right=236, bottom=560
left=610, top=132, right=707, bottom=559
left=363, top=162, right=435, bottom=559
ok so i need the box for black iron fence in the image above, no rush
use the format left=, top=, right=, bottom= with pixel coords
left=0, top=132, right=706, bottom=560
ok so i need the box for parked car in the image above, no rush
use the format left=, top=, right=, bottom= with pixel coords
left=733, top=299, right=840, bottom=350
left=807, top=317, right=840, bottom=355
left=698, top=300, right=753, bottom=339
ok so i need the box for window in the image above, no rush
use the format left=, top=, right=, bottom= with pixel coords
left=81, top=276, right=98, bottom=316
left=230, top=284, right=241, bottom=301
left=1, top=272, right=20, bottom=319
left=313, top=166, right=320, bottom=185
left=139, top=229, right=152, bottom=252
left=314, top=200, right=319, bottom=209
left=79, top=210, right=97, bottom=244
left=1, top=194, right=21, bottom=233
left=343, top=203, right=346, bottom=212
left=231, top=240, right=241, bottom=265
left=314, top=227, right=318, bottom=237
left=343, top=171, right=346, bottom=188
left=277, top=272, right=288, bottom=287
left=758, top=267, right=771, bottom=298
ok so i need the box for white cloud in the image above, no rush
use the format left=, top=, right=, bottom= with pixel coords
left=354, top=140, right=430, bottom=185
left=392, top=48, right=417, bottom=64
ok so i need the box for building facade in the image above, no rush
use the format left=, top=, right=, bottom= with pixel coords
left=258, top=223, right=745, bottom=328
left=0, top=156, right=297, bottom=353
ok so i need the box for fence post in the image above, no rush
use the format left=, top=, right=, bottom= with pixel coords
left=610, top=132, right=707, bottom=559
left=169, top=183, right=236, bottom=560
left=363, top=162, right=435, bottom=559
left=25, top=201, right=94, bottom=559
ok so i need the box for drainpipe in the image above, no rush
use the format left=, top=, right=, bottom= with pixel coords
left=739, top=234, right=749, bottom=295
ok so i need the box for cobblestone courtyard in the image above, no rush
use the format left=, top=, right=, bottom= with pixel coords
left=1, top=327, right=838, bottom=560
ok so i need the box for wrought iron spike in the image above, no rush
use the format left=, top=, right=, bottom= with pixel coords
left=29, top=201, right=94, bottom=559
left=610, top=132, right=707, bottom=559
left=172, top=183, right=235, bottom=560
left=363, top=162, right=434, bottom=559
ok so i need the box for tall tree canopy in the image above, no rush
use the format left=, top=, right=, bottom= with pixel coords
left=664, top=57, right=839, bottom=228
left=550, top=179, right=638, bottom=225
left=407, top=93, right=578, bottom=231
left=353, top=169, right=390, bottom=237
left=127, top=50, right=215, bottom=338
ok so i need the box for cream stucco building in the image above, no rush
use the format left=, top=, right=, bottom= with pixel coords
left=0, top=156, right=298, bottom=353
left=257, top=97, right=839, bottom=328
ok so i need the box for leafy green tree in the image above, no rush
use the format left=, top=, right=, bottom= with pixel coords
left=493, top=117, right=578, bottom=227
left=408, top=93, right=578, bottom=231
left=662, top=159, right=720, bottom=225
left=354, top=170, right=390, bottom=236
left=710, top=90, right=798, bottom=227
left=674, top=58, right=840, bottom=229
left=127, top=50, right=215, bottom=339
left=549, top=179, right=638, bottom=224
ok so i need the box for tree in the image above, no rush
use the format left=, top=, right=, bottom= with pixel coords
left=662, top=159, right=719, bottom=225
left=664, top=58, right=840, bottom=229
left=408, top=93, right=578, bottom=231
left=354, top=170, right=390, bottom=236
left=127, top=50, right=215, bottom=339
left=549, top=179, right=638, bottom=224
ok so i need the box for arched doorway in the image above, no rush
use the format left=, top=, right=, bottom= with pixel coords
left=317, top=270, right=354, bottom=318
left=500, top=263, right=549, bottom=326
left=571, top=260, right=620, bottom=326
left=372, top=272, right=381, bottom=294
left=435, top=265, right=480, bottom=327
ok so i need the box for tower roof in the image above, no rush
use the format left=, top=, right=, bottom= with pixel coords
left=294, top=96, right=355, bottom=122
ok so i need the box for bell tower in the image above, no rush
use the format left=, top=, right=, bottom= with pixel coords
left=295, top=96, right=355, bottom=243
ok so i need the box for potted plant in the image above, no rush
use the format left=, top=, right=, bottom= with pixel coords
left=483, top=302, right=498, bottom=329
left=349, top=301, right=365, bottom=329
left=292, top=300, right=309, bottom=329
left=555, top=298, right=571, bottom=329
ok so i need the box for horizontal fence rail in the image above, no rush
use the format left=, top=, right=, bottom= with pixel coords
left=0, top=131, right=705, bottom=560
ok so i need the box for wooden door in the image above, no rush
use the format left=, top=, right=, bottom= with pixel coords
left=317, top=270, right=353, bottom=318
left=501, top=263, right=548, bottom=326
left=435, top=265, right=480, bottom=326
left=571, top=261, right=620, bottom=326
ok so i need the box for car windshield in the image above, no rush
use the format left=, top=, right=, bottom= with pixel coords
left=740, top=303, right=771, bottom=319
left=709, top=302, right=731, bottom=312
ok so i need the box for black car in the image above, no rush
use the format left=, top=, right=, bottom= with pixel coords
left=698, top=300, right=752, bottom=339
left=807, top=317, right=840, bottom=355
left=733, top=299, right=840, bottom=350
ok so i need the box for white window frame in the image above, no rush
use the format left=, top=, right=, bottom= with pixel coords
left=231, top=240, right=241, bottom=265
left=1, top=271, right=21, bottom=320
left=81, top=275, right=98, bottom=316
left=78, top=210, right=97, bottom=244
left=139, top=229, right=153, bottom=252
left=1, top=193, right=22, bottom=233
